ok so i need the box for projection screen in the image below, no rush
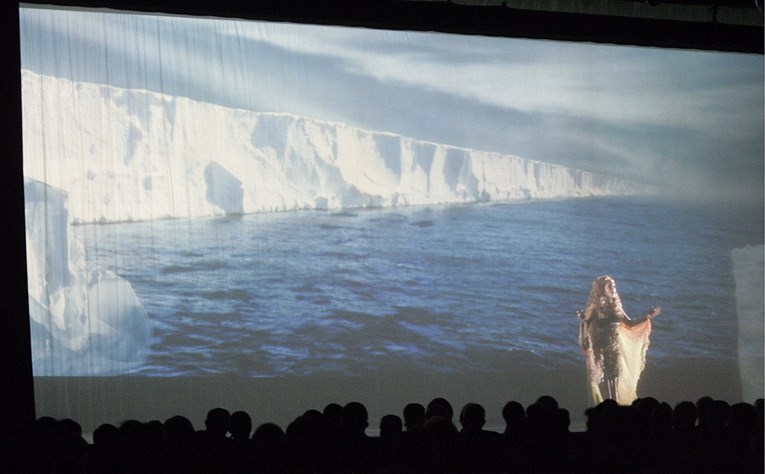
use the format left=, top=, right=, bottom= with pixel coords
left=21, top=4, right=764, bottom=431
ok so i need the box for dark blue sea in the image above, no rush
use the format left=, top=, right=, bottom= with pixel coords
left=76, top=196, right=763, bottom=378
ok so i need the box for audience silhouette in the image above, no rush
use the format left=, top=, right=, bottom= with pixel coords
left=8, top=395, right=763, bottom=473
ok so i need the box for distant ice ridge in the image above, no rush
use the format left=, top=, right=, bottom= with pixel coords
left=22, top=70, right=646, bottom=224
left=25, top=178, right=151, bottom=375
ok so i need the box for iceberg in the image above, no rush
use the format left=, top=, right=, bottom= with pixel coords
left=25, top=178, right=151, bottom=375
left=21, top=70, right=647, bottom=225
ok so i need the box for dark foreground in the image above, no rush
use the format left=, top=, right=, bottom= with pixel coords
left=4, top=394, right=762, bottom=473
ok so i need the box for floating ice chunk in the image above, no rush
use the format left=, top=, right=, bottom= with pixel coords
left=24, top=178, right=151, bottom=375
left=85, top=274, right=151, bottom=363
left=24, top=178, right=71, bottom=294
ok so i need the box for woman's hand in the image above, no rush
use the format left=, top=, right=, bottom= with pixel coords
left=647, top=306, right=661, bottom=319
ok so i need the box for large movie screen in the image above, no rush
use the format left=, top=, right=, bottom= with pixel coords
left=20, top=5, right=764, bottom=430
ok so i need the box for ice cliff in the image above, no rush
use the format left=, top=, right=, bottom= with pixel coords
left=22, top=70, right=645, bottom=224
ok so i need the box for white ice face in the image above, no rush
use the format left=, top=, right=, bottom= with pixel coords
left=21, top=70, right=647, bottom=226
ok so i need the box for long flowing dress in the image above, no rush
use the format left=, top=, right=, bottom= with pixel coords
left=580, top=313, right=652, bottom=405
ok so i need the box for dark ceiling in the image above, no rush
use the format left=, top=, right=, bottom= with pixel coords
left=18, top=0, right=764, bottom=53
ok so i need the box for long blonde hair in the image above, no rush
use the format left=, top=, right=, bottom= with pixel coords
left=583, top=275, right=625, bottom=321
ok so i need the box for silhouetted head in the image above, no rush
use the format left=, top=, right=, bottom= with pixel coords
left=323, top=403, right=343, bottom=428
left=426, top=397, right=454, bottom=422
left=205, top=407, right=231, bottom=437
left=403, top=402, right=425, bottom=431
left=253, top=422, right=285, bottom=446
left=164, top=415, right=195, bottom=445
left=708, top=399, right=730, bottom=431
left=92, top=423, right=120, bottom=448
left=58, top=418, right=83, bottom=438
left=555, top=408, right=571, bottom=432
left=342, top=401, right=369, bottom=435
left=229, top=410, right=252, bottom=441
left=459, top=403, right=486, bottom=432
left=526, top=402, right=557, bottom=433
left=672, top=401, right=697, bottom=431
left=535, top=395, right=559, bottom=409
left=502, top=400, right=525, bottom=425
left=584, top=399, right=618, bottom=432
left=635, top=396, right=660, bottom=418
left=380, top=414, right=403, bottom=439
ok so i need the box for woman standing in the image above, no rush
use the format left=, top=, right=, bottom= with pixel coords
left=578, top=276, right=661, bottom=405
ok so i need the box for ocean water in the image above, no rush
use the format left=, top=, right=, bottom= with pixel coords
left=75, top=196, right=763, bottom=377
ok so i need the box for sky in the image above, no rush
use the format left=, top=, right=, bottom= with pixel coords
left=19, top=6, right=764, bottom=204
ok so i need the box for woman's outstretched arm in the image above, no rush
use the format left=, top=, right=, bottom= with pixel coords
left=622, top=306, right=661, bottom=327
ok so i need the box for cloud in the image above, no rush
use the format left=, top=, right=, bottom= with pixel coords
left=237, top=23, right=762, bottom=133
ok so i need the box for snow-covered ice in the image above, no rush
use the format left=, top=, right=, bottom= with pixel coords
left=22, top=70, right=646, bottom=225
left=25, top=178, right=151, bottom=375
